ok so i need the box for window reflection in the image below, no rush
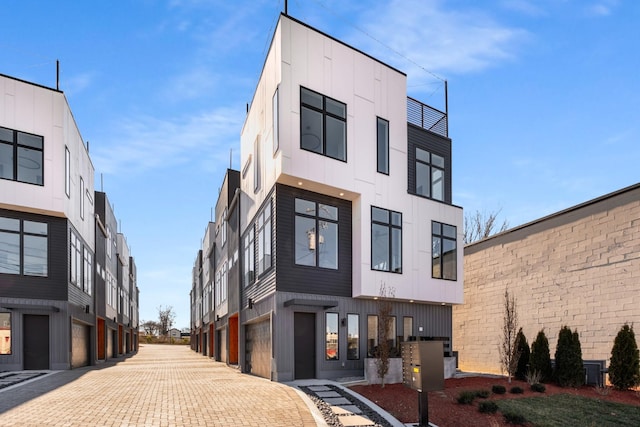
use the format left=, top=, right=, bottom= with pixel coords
left=326, top=313, right=339, bottom=360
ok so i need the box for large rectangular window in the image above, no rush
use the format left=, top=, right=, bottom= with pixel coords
left=325, top=312, right=339, bottom=360
left=0, top=217, right=48, bottom=276
left=377, top=117, right=389, bottom=174
left=300, top=87, right=346, bottom=161
left=256, top=201, right=272, bottom=276
left=83, top=247, right=92, bottom=295
left=70, top=231, right=81, bottom=285
left=80, top=177, right=85, bottom=220
left=0, top=312, right=10, bottom=355
left=347, top=313, right=360, bottom=360
left=371, top=207, right=402, bottom=273
left=295, top=198, right=338, bottom=269
left=415, top=147, right=445, bottom=201
left=0, top=127, right=44, bottom=186
left=243, top=227, right=255, bottom=285
left=432, top=221, right=457, bottom=280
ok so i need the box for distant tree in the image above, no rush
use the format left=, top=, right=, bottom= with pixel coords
left=141, top=320, right=161, bottom=336
left=514, top=328, right=530, bottom=381
left=375, top=283, right=395, bottom=388
left=609, top=324, right=640, bottom=390
left=499, top=289, right=520, bottom=383
left=529, top=329, right=553, bottom=382
left=464, top=209, right=509, bottom=244
left=157, top=305, right=176, bottom=337
left=554, top=326, right=584, bottom=387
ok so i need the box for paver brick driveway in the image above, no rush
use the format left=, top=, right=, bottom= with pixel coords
left=0, top=344, right=319, bottom=427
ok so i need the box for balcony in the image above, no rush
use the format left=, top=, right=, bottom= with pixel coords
left=407, top=97, right=448, bottom=138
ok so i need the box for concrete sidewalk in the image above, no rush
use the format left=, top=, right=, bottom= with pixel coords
left=0, top=344, right=321, bottom=426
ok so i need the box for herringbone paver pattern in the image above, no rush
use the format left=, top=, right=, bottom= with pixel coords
left=0, top=344, right=318, bottom=427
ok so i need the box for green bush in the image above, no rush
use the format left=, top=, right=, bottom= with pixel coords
left=555, top=326, right=584, bottom=387
left=530, top=329, right=553, bottom=382
left=457, top=390, right=476, bottom=404
left=515, top=328, right=530, bottom=381
left=492, top=385, right=506, bottom=394
left=503, top=410, right=527, bottom=425
left=510, top=386, right=524, bottom=394
left=609, top=324, right=640, bottom=390
left=478, top=401, right=498, bottom=414
left=530, top=383, right=546, bottom=393
left=475, top=389, right=490, bottom=398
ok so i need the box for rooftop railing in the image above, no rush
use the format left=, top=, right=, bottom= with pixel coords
left=407, top=96, right=448, bottom=138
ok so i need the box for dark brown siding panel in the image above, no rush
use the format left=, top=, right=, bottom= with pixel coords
left=407, top=124, right=452, bottom=204
left=0, top=209, right=67, bottom=300
left=275, top=183, right=352, bottom=297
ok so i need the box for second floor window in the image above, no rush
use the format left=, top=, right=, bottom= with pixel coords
left=300, top=87, right=346, bottom=161
left=294, top=198, right=338, bottom=269
left=377, top=117, right=389, bottom=174
left=371, top=206, right=402, bottom=273
left=0, top=217, right=48, bottom=276
left=256, top=201, right=272, bottom=276
left=0, top=126, right=44, bottom=186
left=243, top=227, right=255, bottom=285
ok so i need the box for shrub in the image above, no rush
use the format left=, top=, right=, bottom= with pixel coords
left=503, top=410, right=527, bottom=425
left=492, top=385, right=506, bottom=394
left=525, top=369, right=542, bottom=385
left=515, top=328, right=530, bottom=381
left=609, top=324, right=640, bottom=390
left=475, top=389, right=490, bottom=399
left=530, top=383, right=546, bottom=393
left=555, top=326, right=584, bottom=387
left=510, top=386, right=524, bottom=394
left=457, top=390, right=476, bottom=404
left=530, top=329, right=553, bottom=382
left=478, top=401, right=498, bottom=414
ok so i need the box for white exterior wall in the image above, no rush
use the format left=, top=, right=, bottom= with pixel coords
left=241, top=16, right=463, bottom=305
left=0, top=75, right=94, bottom=248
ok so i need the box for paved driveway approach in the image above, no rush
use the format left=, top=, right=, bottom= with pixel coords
left=0, top=344, right=320, bottom=427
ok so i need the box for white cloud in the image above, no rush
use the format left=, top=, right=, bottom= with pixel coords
left=585, top=0, right=619, bottom=16
left=63, top=72, right=95, bottom=96
left=349, top=0, right=529, bottom=83
left=91, top=105, right=242, bottom=176
left=500, top=0, right=546, bottom=16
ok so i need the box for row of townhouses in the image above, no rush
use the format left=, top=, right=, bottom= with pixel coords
left=190, top=13, right=463, bottom=381
left=0, top=73, right=139, bottom=370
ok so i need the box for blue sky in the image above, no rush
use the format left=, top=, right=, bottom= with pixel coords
left=2, top=0, right=638, bottom=329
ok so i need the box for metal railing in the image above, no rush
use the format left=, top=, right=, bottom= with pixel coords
left=407, top=96, right=448, bottom=138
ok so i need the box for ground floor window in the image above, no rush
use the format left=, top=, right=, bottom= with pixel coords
left=347, top=314, right=359, bottom=360
left=403, top=316, right=413, bottom=341
left=367, top=315, right=378, bottom=357
left=432, top=221, right=457, bottom=280
left=0, top=312, right=10, bottom=354
left=325, top=312, right=338, bottom=360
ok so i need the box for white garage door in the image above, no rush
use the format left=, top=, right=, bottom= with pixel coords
left=71, top=322, right=89, bottom=368
left=245, top=320, right=271, bottom=379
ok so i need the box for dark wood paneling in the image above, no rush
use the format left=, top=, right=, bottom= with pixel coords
left=407, top=124, right=452, bottom=204
left=275, top=184, right=352, bottom=297
left=0, top=209, right=68, bottom=300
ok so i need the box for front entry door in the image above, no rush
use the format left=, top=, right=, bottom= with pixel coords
left=23, top=314, right=49, bottom=370
left=294, top=312, right=315, bottom=379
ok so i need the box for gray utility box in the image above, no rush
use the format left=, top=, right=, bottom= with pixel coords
left=402, top=341, right=445, bottom=392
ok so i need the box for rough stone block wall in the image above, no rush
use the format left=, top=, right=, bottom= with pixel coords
left=453, top=186, right=640, bottom=375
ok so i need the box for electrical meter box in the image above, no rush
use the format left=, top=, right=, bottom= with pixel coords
left=401, top=341, right=445, bottom=392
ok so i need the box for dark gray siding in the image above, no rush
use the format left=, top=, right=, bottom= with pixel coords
left=94, top=193, right=107, bottom=317
left=0, top=209, right=68, bottom=300
left=407, top=124, right=453, bottom=204
left=227, top=196, right=240, bottom=315
left=275, top=184, right=352, bottom=297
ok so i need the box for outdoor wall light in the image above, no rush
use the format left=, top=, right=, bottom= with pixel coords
left=248, top=298, right=254, bottom=309
left=340, top=318, right=346, bottom=327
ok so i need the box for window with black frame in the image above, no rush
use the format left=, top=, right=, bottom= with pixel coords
left=415, top=147, right=445, bottom=201
left=0, top=127, right=44, bottom=185
left=0, top=217, right=48, bottom=277
left=294, top=198, right=338, bottom=269
left=371, top=206, right=402, bottom=273
left=300, top=87, right=346, bottom=161
left=432, top=221, right=457, bottom=280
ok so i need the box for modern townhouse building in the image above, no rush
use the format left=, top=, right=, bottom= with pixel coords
left=454, top=183, right=640, bottom=379
left=0, top=72, right=138, bottom=370
left=191, top=13, right=464, bottom=382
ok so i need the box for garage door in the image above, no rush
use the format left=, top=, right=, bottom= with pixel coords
left=71, top=322, right=89, bottom=368
left=245, top=320, right=271, bottom=379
